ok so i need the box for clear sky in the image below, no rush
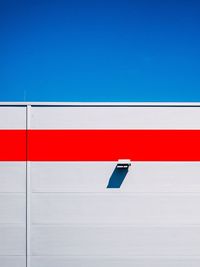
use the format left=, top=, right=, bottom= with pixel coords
left=1, top=0, right=200, bottom=101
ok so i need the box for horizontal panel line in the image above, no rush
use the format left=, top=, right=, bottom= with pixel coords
left=29, top=255, right=200, bottom=259
left=32, top=190, right=200, bottom=195
left=31, top=192, right=200, bottom=195
left=0, top=192, right=26, bottom=195
left=0, top=194, right=26, bottom=196
left=31, top=224, right=200, bottom=228
left=0, top=255, right=26, bottom=256
left=0, top=256, right=26, bottom=258
left=31, top=224, right=200, bottom=227
left=31, top=253, right=200, bottom=260
left=0, top=223, right=26, bottom=226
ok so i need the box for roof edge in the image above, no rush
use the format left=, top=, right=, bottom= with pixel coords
left=0, top=102, right=200, bottom=107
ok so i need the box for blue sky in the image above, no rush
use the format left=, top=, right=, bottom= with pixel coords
left=1, top=0, right=200, bottom=101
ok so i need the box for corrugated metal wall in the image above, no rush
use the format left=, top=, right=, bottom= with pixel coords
left=1, top=104, right=200, bottom=267
left=0, top=107, right=26, bottom=267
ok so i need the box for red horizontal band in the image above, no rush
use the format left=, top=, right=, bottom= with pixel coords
left=28, top=129, right=200, bottom=161
left=0, top=130, right=26, bottom=161
left=1, top=130, right=200, bottom=161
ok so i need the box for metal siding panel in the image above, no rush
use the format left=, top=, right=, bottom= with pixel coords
left=0, top=107, right=27, bottom=267
left=0, top=162, right=26, bottom=192
left=2, top=103, right=200, bottom=266
left=31, top=162, right=200, bottom=193
left=30, top=257, right=200, bottom=267
left=32, top=193, right=200, bottom=225
left=31, top=106, right=200, bottom=129
left=0, top=107, right=26, bottom=129
left=29, top=105, right=200, bottom=266
left=32, top=226, right=200, bottom=256
left=0, top=226, right=26, bottom=255
left=0, top=257, right=26, bottom=267
left=0, top=194, right=26, bottom=223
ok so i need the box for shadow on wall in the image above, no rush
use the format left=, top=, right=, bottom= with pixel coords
left=107, top=167, right=128, bottom=188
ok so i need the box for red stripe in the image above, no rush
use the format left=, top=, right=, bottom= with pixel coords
left=1, top=130, right=200, bottom=161
left=28, top=130, right=200, bottom=161
left=0, top=130, right=26, bottom=161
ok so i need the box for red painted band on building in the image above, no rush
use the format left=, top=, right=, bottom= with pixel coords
left=0, top=130, right=26, bottom=161
left=1, top=129, right=199, bottom=161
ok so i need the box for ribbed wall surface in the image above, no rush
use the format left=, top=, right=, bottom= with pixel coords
left=1, top=104, right=200, bottom=267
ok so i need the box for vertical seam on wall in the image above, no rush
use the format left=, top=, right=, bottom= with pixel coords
left=26, top=105, right=31, bottom=267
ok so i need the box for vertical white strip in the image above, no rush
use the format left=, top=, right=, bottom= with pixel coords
left=26, top=105, right=31, bottom=267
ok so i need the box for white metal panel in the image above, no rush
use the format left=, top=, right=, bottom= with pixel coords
left=30, top=256, right=200, bottom=267
left=0, top=194, right=26, bottom=223
left=1, top=103, right=200, bottom=266
left=32, top=225, right=200, bottom=256
left=31, top=162, right=200, bottom=193
left=0, top=162, right=26, bottom=193
left=0, top=107, right=26, bottom=267
left=32, top=193, right=200, bottom=225
left=0, top=107, right=26, bottom=129
left=28, top=104, right=200, bottom=267
left=31, top=106, right=200, bottom=129
left=0, top=257, right=26, bottom=267
left=0, top=226, right=26, bottom=255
